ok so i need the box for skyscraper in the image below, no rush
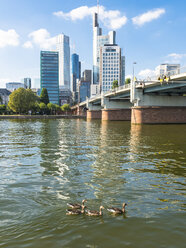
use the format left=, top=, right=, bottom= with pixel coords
left=100, top=44, right=123, bottom=93
left=40, top=51, right=59, bottom=104
left=24, top=78, right=31, bottom=89
left=71, top=53, right=80, bottom=92
left=56, top=34, right=70, bottom=90
left=93, top=13, right=116, bottom=85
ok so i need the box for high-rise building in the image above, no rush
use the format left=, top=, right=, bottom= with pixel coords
left=56, top=34, right=70, bottom=90
left=71, top=53, right=80, bottom=92
left=79, top=70, right=92, bottom=102
left=40, top=51, right=59, bottom=104
left=24, top=78, right=31, bottom=89
left=100, top=44, right=123, bottom=93
left=121, top=56, right=125, bottom=85
left=93, top=13, right=116, bottom=85
left=82, top=70, right=92, bottom=83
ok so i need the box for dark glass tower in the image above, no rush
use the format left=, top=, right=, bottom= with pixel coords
left=40, top=51, right=59, bottom=104
left=71, top=53, right=80, bottom=92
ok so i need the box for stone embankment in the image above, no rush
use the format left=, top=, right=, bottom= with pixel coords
left=0, top=115, right=85, bottom=120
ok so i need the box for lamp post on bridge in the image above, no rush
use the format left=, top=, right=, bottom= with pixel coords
left=130, top=62, right=137, bottom=103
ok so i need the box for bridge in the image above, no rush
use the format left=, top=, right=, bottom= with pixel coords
left=71, top=73, right=186, bottom=124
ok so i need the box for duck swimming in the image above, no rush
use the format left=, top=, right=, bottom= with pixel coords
left=67, top=199, right=86, bottom=209
left=66, top=205, right=86, bottom=215
left=86, top=206, right=104, bottom=216
left=107, top=203, right=127, bottom=214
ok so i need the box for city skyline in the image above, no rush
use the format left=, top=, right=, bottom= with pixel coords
left=0, top=0, right=186, bottom=87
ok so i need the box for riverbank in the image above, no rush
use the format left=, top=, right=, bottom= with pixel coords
left=0, top=115, right=85, bottom=119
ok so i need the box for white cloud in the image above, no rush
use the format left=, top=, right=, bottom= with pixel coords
left=125, top=75, right=132, bottom=79
left=0, top=29, right=19, bottom=48
left=167, top=53, right=186, bottom=60
left=132, top=8, right=165, bottom=26
left=27, top=29, right=56, bottom=50
left=53, top=5, right=127, bottom=30
left=23, top=41, right=33, bottom=49
left=138, top=68, right=158, bottom=79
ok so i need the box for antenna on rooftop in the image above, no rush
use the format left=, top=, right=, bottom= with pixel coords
left=97, top=0, right=99, bottom=16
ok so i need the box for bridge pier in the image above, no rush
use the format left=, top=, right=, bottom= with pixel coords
left=132, top=87, right=186, bottom=124
left=132, top=106, right=186, bottom=124
left=87, top=110, right=102, bottom=120
left=101, top=95, right=132, bottom=121
left=102, top=109, right=131, bottom=121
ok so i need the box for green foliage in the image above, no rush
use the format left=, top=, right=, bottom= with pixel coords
left=47, top=103, right=56, bottom=114
left=112, top=80, right=119, bottom=89
left=39, top=102, right=46, bottom=110
left=8, top=88, right=38, bottom=114
left=61, top=104, right=70, bottom=112
left=0, top=95, right=2, bottom=104
left=0, top=104, right=6, bottom=115
left=40, top=88, right=49, bottom=105
left=55, top=104, right=61, bottom=113
left=125, top=78, right=131, bottom=84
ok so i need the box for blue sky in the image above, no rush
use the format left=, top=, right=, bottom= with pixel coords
left=0, top=0, right=186, bottom=88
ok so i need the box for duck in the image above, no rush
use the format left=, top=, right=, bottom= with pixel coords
left=86, top=206, right=104, bottom=216
left=107, top=203, right=127, bottom=214
left=67, top=199, right=86, bottom=209
left=66, top=205, right=86, bottom=215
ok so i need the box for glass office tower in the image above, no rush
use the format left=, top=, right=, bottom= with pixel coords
left=40, top=51, right=59, bottom=104
left=71, top=53, right=80, bottom=92
left=56, top=34, right=70, bottom=90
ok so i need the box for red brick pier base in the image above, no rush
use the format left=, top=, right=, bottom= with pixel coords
left=131, top=106, right=186, bottom=124
left=87, top=110, right=102, bottom=120
left=102, top=109, right=131, bottom=121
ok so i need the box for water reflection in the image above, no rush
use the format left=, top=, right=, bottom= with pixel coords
left=0, top=119, right=186, bottom=248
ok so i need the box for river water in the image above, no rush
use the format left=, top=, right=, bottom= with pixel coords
left=0, top=119, right=185, bottom=248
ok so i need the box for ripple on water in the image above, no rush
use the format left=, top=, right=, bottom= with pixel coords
left=0, top=120, right=186, bottom=248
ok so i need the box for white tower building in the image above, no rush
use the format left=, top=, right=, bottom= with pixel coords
left=56, top=34, right=70, bottom=90
left=100, top=44, right=124, bottom=93
left=93, top=13, right=116, bottom=85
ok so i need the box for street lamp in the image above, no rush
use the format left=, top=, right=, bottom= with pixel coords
left=130, top=62, right=137, bottom=103
left=133, top=62, right=137, bottom=81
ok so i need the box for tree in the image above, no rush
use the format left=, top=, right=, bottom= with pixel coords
left=112, top=80, right=119, bottom=89
left=0, top=104, right=6, bottom=115
left=39, top=102, right=47, bottom=114
left=0, top=95, right=2, bottom=104
left=8, top=88, right=38, bottom=114
left=61, top=104, right=70, bottom=114
left=47, top=103, right=56, bottom=115
left=40, top=88, right=49, bottom=105
left=125, top=78, right=131, bottom=84
left=55, top=104, right=61, bottom=114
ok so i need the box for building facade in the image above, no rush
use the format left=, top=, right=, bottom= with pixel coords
left=157, top=64, right=180, bottom=77
left=40, top=51, right=59, bottom=104
left=71, top=53, right=80, bottom=92
left=100, top=44, right=123, bottom=93
left=93, top=13, right=116, bottom=85
left=6, top=82, right=25, bottom=92
left=24, top=78, right=31, bottom=89
left=0, top=89, right=11, bottom=105
left=78, top=70, right=92, bottom=102
left=56, top=34, right=70, bottom=90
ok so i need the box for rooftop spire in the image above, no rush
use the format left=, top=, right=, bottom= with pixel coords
left=97, top=0, right=99, bottom=16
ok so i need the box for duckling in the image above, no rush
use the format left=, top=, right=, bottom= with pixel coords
left=66, top=205, right=86, bottom=215
left=67, top=199, right=86, bottom=209
left=107, top=203, right=127, bottom=214
left=86, top=206, right=104, bottom=216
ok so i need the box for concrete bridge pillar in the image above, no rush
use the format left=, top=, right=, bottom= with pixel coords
left=131, top=88, right=186, bottom=124
left=101, top=95, right=132, bottom=121
left=86, top=100, right=102, bottom=120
